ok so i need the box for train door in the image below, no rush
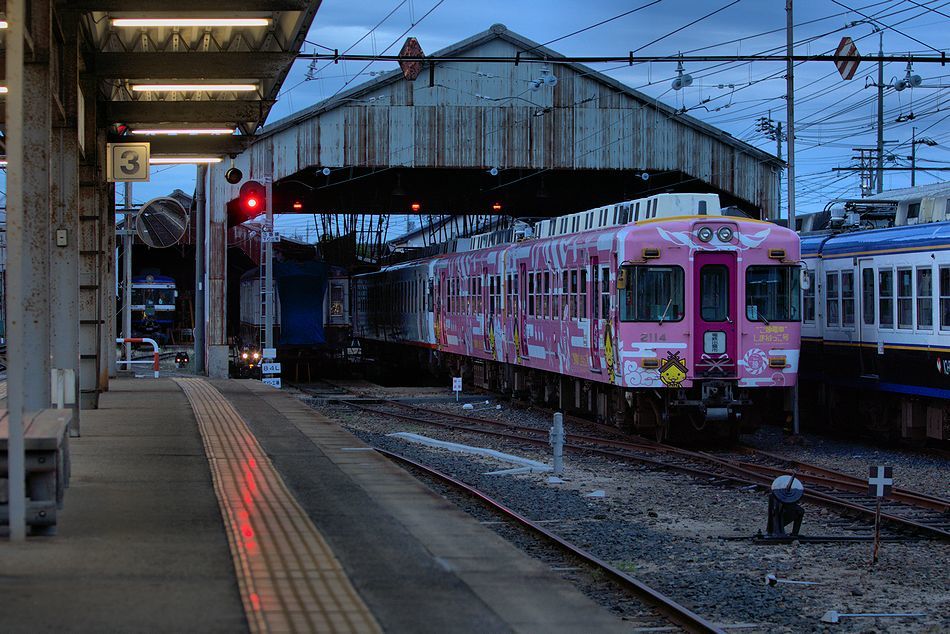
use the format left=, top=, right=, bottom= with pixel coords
left=858, top=259, right=879, bottom=377
left=694, top=252, right=737, bottom=378
left=518, top=262, right=528, bottom=358
left=482, top=266, right=490, bottom=353
left=589, top=255, right=600, bottom=370
left=437, top=270, right=446, bottom=348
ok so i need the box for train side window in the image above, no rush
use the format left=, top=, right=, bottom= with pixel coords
left=601, top=267, right=610, bottom=319
left=536, top=272, right=543, bottom=318
left=698, top=200, right=707, bottom=215
left=879, top=269, right=894, bottom=328
left=907, top=202, right=920, bottom=220
left=634, top=203, right=640, bottom=221
left=562, top=271, right=569, bottom=318
left=528, top=273, right=536, bottom=316
left=570, top=270, right=578, bottom=319
left=897, top=268, right=913, bottom=329
left=825, top=272, right=839, bottom=327
left=802, top=269, right=816, bottom=322
left=862, top=269, right=875, bottom=325
left=940, top=267, right=950, bottom=331
left=542, top=271, right=551, bottom=319
left=917, top=268, right=933, bottom=329
left=477, top=276, right=483, bottom=314
left=592, top=268, right=599, bottom=320
left=580, top=269, right=588, bottom=320
left=841, top=270, right=855, bottom=327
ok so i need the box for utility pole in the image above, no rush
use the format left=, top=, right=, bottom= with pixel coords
left=756, top=115, right=785, bottom=219
left=123, top=182, right=133, bottom=367
left=264, top=177, right=274, bottom=358
left=876, top=30, right=884, bottom=193
left=786, top=0, right=800, bottom=436
left=911, top=126, right=917, bottom=187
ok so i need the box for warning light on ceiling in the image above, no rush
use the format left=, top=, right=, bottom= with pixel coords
left=411, top=202, right=421, bottom=212
left=292, top=201, right=303, bottom=211
left=492, top=202, right=503, bottom=212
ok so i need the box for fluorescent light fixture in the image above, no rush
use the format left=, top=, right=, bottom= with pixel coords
left=112, top=18, right=270, bottom=28
left=131, top=84, right=257, bottom=92
left=150, top=157, right=223, bottom=164
left=0, top=21, right=8, bottom=29
left=133, top=128, right=235, bottom=136
left=0, top=87, right=8, bottom=94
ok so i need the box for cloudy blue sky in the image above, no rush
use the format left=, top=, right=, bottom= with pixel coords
left=21, top=0, right=950, bottom=238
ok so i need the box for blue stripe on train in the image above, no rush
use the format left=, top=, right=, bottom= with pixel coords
left=802, top=371, right=950, bottom=400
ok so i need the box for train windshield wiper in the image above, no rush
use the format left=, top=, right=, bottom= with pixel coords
left=658, top=297, right=674, bottom=325
left=749, top=306, right=770, bottom=326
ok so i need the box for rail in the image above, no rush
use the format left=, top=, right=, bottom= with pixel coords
left=115, top=337, right=160, bottom=378
left=337, top=399, right=950, bottom=541
left=377, top=447, right=725, bottom=634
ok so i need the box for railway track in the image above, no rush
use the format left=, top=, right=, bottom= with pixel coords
left=338, top=398, right=950, bottom=541
left=377, top=447, right=725, bottom=634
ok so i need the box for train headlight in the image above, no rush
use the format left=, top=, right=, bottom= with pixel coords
left=717, top=226, right=734, bottom=242
left=252, top=352, right=260, bottom=359
left=242, top=352, right=249, bottom=359
left=697, top=226, right=714, bottom=242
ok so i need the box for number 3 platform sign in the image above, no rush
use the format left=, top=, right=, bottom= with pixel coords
left=107, top=142, right=150, bottom=182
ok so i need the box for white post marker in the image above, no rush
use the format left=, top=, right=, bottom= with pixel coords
left=549, top=412, right=565, bottom=476
left=868, top=465, right=893, bottom=564
left=452, top=376, right=462, bottom=402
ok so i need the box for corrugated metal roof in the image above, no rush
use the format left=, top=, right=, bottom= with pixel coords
left=866, top=180, right=950, bottom=202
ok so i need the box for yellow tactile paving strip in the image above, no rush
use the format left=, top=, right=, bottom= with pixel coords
left=174, top=378, right=381, bottom=634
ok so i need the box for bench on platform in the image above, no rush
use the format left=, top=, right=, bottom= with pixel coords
left=0, top=408, right=72, bottom=535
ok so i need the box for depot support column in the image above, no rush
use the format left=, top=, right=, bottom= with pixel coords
left=6, top=0, right=53, bottom=540
left=50, top=18, right=82, bottom=434
left=78, top=83, right=103, bottom=409
left=207, top=167, right=230, bottom=378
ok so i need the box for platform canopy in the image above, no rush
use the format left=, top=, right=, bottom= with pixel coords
left=71, top=1, right=320, bottom=158
left=212, top=23, right=784, bottom=220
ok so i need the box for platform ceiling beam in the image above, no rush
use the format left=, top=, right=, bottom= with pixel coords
left=68, top=0, right=311, bottom=9
left=104, top=100, right=268, bottom=125
left=124, top=135, right=249, bottom=156
left=94, top=53, right=297, bottom=79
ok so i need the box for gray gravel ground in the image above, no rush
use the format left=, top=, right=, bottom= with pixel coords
left=295, top=389, right=949, bottom=633
left=744, top=425, right=949, bottom=500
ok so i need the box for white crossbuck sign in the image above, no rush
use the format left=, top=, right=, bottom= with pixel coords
left=867, top=466, right=893, bottom=498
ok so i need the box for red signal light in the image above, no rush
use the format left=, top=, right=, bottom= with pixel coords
left=239, top=180, right=266, bottom=215
left=492, top=202, right=502, bottom=212
left=292, top=201, right=303, bottom=211
left=410, top=202, right=421, bottom=212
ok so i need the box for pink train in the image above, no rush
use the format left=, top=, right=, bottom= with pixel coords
left=354, top=193, right=802, bottom=440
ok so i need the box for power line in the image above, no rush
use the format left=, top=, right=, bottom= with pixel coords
left=830, top=0, right=943, bottom=53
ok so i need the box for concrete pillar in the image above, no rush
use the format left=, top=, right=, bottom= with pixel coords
left=6, top=0, right=53, bottom=540
left=50, top=19, right=81, bottom=434
left=194, top=165, right=207, bottom=374
left=102, top=169, right=118, bottom=385
left=78, top=158, right=103, bottom=409
left=207, top=171, right=229, bottom=377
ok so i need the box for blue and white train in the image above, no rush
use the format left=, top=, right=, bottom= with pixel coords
left=800, top=222, right=950, bottom=441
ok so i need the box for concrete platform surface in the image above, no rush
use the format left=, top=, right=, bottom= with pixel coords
left=2, top=378, right=628, bottom=633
